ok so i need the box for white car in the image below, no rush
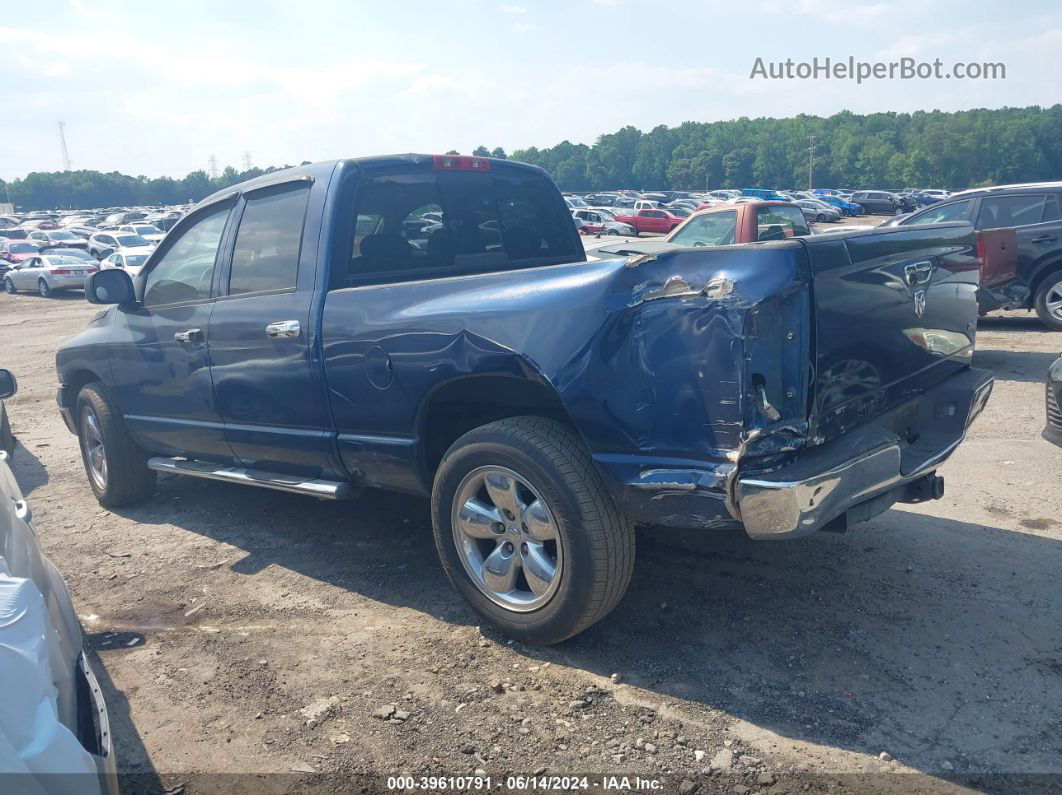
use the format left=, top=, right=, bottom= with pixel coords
left=99, top=251, right=151, bottom=277
left=3, top=253, right=98, bottom=297
left=87, top=232, right=154, bottom=261
left=0, top=370, right=117, bottom=795
left=116, top=224, right=165, bottom=245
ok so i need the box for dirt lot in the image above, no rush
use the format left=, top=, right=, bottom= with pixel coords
left=3, top=289, right=1061, bottom=794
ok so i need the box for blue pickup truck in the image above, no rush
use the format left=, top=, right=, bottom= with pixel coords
left=56, top=154, right=993, bottom=643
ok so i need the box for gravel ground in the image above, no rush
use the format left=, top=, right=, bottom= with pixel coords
left=3, top=290, right=1061, bottom=794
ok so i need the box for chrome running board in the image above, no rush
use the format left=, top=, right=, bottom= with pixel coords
left=147, top=457, right=353, bottom=499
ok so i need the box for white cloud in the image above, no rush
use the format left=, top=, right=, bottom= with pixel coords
left=758, top=0, right=894, bottom=26
left=501, top=4, right=527, bottom=13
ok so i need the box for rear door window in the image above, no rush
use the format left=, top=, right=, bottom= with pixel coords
left=337, top=165, right=580, bottom=288
left=227, top=183, right=311, bottom=295
left=976, top=194, right=1049, bottom=229
left=755, top=206, right=809, bottom=239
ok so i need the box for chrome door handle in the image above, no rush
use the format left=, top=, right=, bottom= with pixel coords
left=266, top=320, right=301, bottom=338
left=904, top=261, right=933, bottom=286
left=173, top=328, right=202, bottom=343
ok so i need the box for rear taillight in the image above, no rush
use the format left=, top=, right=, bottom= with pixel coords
left=976, top=236, right=986, bottom=269
left=433, top=154, right=490, bottom=171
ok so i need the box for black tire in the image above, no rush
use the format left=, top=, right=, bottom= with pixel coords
left=0, top=407, right=14, bottom=458
left=431, top=416, right=634, bottom=644
left=4, top=277, right=15, bottom=294
left=816, top=214, right=826, bottom=223
left=75, top=383, right=156, bottom=507
left=37, top=279, right=51, bottom=298
left=1034, top=269, right=1062, bottom=331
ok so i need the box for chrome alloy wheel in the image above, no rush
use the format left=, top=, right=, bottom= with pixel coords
left=1046, top=278, right=1062, bottom=322
left=81, top=406, right=108, bottom=490
left=451, top=466, right=562, bottom=612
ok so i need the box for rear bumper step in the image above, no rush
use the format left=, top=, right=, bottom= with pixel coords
left=147, top=457, right=354, bottom=499
left=736, top=367, right=993, bottom=539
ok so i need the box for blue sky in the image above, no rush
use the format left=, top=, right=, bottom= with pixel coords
left=2, top=0, right=1060, bottom=179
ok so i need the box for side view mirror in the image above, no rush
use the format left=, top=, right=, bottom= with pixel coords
left=0, top=369, right=16, bottom=400
left=85, top=268, right=136, bottom=306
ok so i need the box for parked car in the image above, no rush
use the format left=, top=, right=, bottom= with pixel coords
left=4, top=253, right=98, bottom=297
left=795, top=200, right=841, bottom=223
left=880, top=182, right=1062, bottom=329
left=28, top=228, right=90, bottom=251
left=0, top=368, right=118, bottom=794
left=571, top=209, right=635, bottom=236
left=741, top=188, right=787, bottom=201
left=811, top=194, right=864, bottom=216
left=850, top=190, right=914, bottom=215
left=0, top=228, right=30, bottom=241
left=116, top=224, right=165, bottom=244
left=87, top=232, right=154, bottom=260
left=585, top=201, right=812, bottom=260
left=58, top=154, right=991, bottom=644
left=102, top=211, right=146, bottom=226
left=0, top=240, right=40, bottom=268
left=1045, top=355, right=1062, bottom=447
left=100, top=251, right=150, bottom=277
left=610, top=208, right=684, bottom=235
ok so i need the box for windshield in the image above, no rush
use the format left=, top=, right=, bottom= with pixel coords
left=43, top=256, right=89, bottom=266
left=9, top=243, right=36, bottom=253
left=125, top=254, right=149, bottom=266
left=134, top=225, right=162, bottom=235
left=51, top=230, right=77, bottom=240
left=116, top=234, right=150, bottom=247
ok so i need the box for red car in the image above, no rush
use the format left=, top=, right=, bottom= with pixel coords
left=0, top=239, right=40, bottom=266
left=611, top=208, right=684, bottom=235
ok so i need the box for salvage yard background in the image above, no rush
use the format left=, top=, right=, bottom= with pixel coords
left=4, top=290, right=1061, bottom=790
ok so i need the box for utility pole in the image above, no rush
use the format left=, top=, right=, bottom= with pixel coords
left=807, top=135, right=816, bottom=191
left=242, top=151, right=253, bottom=172
left=57, top=121, right=72, bottom=171
left=208, top=155, right=219, bottom=179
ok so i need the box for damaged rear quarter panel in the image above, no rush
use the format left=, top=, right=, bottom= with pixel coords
left=320, top=243, right=810, bottom=522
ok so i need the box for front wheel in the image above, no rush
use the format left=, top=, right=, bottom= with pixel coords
left=1034, top=269, right=1062, bottom=331
left=431, top=416, right=634, bottom=644
left=76, top=383, right=157, bottom=507
left=4, top=277, right=15, bottom=294
left=37, top=279, right=51, bottom=298
left=816, top=214, right=826, bottom=223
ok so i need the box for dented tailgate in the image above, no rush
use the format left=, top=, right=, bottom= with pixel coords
left=801, top=222, right=981, bottom=444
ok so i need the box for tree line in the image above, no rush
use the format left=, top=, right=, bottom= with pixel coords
left=5, top=105, right=1062, bottom=210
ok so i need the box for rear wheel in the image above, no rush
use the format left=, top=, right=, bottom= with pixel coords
left=816, top=214, right=826, bottom=223
left=431, top=416, right=634, bottom=644
left=4, top=277, right=15, bottom=294
left=1034, top=269, right=1062, bottom=331
left=76, top=383, right=156, bottom=507
left=37, top=279, right=51, bottom=298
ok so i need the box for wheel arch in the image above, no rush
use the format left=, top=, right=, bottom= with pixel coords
left=1026, top=257, right=1062, bottom=308
left=415, top=373, right=583, bottom=491
left=60, top=368, right=106, bottom=429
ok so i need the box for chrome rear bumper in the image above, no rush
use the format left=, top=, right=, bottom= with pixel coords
left=737, top=368, right=993, bottom=540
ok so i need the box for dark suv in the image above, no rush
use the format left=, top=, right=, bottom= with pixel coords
left=850, top=191, right=915, bottom=215
left=883, top=182, right=1062, bottom=330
